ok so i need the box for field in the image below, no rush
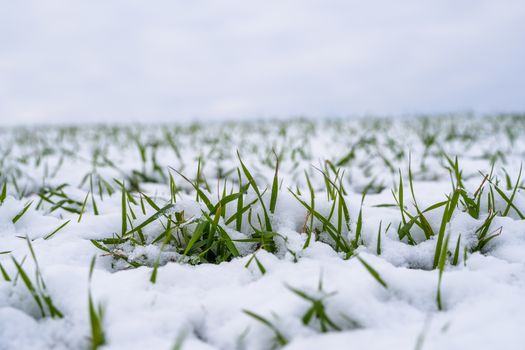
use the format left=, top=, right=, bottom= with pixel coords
left=1, top=114, right=525, bottom=350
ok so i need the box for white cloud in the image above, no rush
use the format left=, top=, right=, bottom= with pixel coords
left=0, top=0, right=524, bottom=124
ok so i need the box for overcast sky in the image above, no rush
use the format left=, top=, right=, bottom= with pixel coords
left=0, top=0, right=524, bottom=125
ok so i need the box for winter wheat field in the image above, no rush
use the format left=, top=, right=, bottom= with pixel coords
left=1, top=114, right=525, bottom=350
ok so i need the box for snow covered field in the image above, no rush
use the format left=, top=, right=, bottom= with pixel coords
left=1, top=115, right=525, bottom=350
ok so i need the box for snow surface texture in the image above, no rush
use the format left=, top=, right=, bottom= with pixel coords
left=1, top=115, right=525, bottom=350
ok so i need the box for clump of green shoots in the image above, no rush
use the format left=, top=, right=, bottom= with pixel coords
left=287, top=278, right=341, bottom=333
left=289, top=166, right=355, bottom=257
left=392, top=162, right=448, bottom=246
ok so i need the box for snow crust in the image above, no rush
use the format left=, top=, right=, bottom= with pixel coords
left=1, top=116, right=525, bottom=349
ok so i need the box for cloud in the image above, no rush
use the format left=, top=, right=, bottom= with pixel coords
left=0, top=0, right=524, bottom=124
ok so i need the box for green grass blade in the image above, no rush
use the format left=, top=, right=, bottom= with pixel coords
left=44, top=219, right=71, bottom=240
left=12, top=201, right=33, bottom=224
left=357, top=256, right=388, bottom=289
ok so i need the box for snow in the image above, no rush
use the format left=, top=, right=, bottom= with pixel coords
left=1, top=115, right=525, bottom=349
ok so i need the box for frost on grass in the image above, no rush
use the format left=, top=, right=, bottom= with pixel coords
left=1, top=115, right=525, bottom=349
